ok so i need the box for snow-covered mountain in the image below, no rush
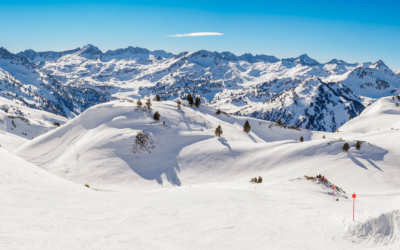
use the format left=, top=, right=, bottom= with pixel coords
left=0, top=47, right=111, bottom=117
left=4, top=96, right=400, bottom=249
left=0, top=96, right=68, bottom=140
left=2, top=44, right=400, bottom=131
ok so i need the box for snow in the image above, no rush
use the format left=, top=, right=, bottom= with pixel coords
left=1, top=45, right=400, bottom=248
left=0, top=131, right=27, bottom=151
left=0, top=96, right=68, bottom=139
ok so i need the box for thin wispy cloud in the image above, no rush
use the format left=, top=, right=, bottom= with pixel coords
left=167, top=32, right=224, bottom=37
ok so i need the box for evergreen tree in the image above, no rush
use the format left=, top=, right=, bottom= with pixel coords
left=177, top=100, right=181, bottom=109
left=215, top=125, right=223, bottom=137
left=194, top=97, right=201, bottom=107
left=187, top=94, right=194, bottom=106
left=356, top=141, right=361, bottom=150
left=216, top=108, right=221, bottom=115
left=153, top=111, right=160, bottom=121
left=155, top=94, right=161, bottom=102
left=322, top=135, right=326, bottom=139
left=277, top=119, right=283, bottom=126
left=137, top=99, right=142, bottom=108
left=343, top=143, right=350, bottom=152
left=300, top=136, right=304, bottom=142
left=257, top=176, right=263, bottom=183
left=397, top=103, right=399, bottom=107
left=146, top=98, right=152, bottom=109
left=349, top=115, right=352, bottom=120
left=243, top=120, right=251, bottom=133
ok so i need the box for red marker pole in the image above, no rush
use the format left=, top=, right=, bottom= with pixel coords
left=352, top=193, right=356, bottom=221
left=332, top=186, right=335, bottom=201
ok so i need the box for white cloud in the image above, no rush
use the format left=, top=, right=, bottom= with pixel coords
left=167, top=32, right=224, bottom=37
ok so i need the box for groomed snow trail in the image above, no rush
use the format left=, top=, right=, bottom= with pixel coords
left=2, top=147, right=397, bottom=250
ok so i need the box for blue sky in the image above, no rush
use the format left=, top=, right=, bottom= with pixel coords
left=1, top=0, right=400, bottom=69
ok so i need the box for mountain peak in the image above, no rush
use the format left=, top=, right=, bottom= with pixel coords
left=283, top=54, right=319, bottom=66
left=369, top=60, right=391, bottom=72
left=75, top=44, right=103, bottom=59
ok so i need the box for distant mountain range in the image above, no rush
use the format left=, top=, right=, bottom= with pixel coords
left=1, top=44, right=399, bottom=131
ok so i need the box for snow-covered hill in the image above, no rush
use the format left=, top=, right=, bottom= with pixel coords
left=0, top=96, right=68, bottom=139
left=1, top=44, right=400, bottom=131
left=13, top=99, right=400, bottom=193
left=13, top=100, right=318, bottom=190
left=3, top=97, right=400, bottom=249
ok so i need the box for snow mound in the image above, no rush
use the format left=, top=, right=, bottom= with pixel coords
left=14, top=100, right=317, bottom=190
left=348, top=209, right=400, bottom=246
left=339, top=96, right=400, bottom=133
left=13, top=100, right=399, bottom=193
left=0, top=131, right=27, bottom=152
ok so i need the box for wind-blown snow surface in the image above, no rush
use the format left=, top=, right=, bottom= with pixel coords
left=14, top=100, right=319, bottom=190
left=2, top=44, right=400, bottom=131
left=6, top=99, right=400, bottom=248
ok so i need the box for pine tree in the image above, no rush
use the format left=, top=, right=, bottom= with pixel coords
left=187, top=94, right=194, bottom=106
left=277, top=119, right=283, bottom=126
left=146, top=98, right=152, bottom=109
left=243, top=120, right=251, bottom=133
left=177, top=100, right=181, bottom=109
left=153, top=111, right=160, bottom=121
left=215, top=125, right=223, bottom=137
left=349, top=115, right=352, bottom=120
left=216, top=108, right=221, bottom=115
left=356, top=141, right=361, bottom=150
left=257, top=176, right=263, bottom=183
left=155, top=94, right=161, bottom=102
left=194, top=97, right=201, bottom=107
left=322, top=135, right=326, bottom=139
left=137, top=99, right=142, bottom=108
left=397, top=103, right=399, bottom=107
left=342, top=143, right=350, bottom=152
left=300, top=136, right=304, bottom=142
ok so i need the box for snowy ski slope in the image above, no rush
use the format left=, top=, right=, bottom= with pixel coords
left=1, top=97, right=399, bottom=249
